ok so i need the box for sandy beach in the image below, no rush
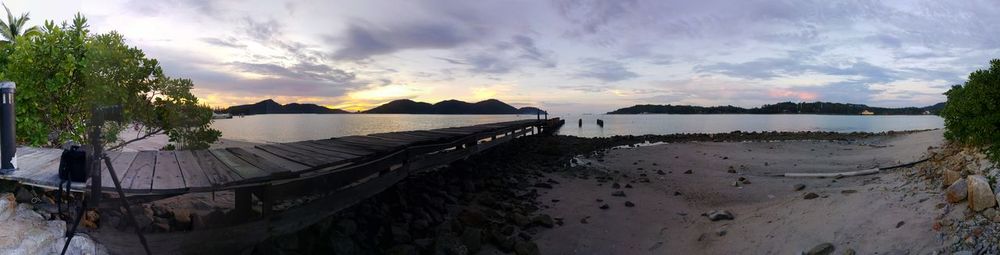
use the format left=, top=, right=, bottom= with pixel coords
left=533, top=130, right=947, bottom=254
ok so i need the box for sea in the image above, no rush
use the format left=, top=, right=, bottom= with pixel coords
left=210, top=114, right=944, bottom=143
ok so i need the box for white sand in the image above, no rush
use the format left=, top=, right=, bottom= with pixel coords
left=534, top=130, right=946, bottom=254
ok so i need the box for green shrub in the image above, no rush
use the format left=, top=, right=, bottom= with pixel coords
left=940, top=59, right=1000, bottom=162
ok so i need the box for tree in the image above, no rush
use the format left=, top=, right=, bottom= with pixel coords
left=940, top=59, right=1000, bottom=162
left=0, top=13, right=220, bottom=150
left=0, top=4, right=40, bottom=44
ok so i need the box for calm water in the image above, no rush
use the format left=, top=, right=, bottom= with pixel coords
left=210, top=114, right=944, bottom=142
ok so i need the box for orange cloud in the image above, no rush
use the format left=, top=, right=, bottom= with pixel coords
left=768, top=89, right=818, bottom=101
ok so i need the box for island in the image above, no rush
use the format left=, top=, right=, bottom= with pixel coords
left=221, top=99, right=349, bottom=115
left=608, top=101, right=945, bottom=115
left=364, top=99, right=546, bottom=115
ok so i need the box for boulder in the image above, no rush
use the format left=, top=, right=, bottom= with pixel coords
left=803, top=193, right=819, bottom=200
left=514, top=240, right=540, bottom=255
left=532, top=214, right=554, bottom=228
left=967, top=175, right=996, bottom=212
left=461, top=228, right=482, bottom=253
left=945, top=179, right=968, bottom=203
left=943, top=170, right=962, bottom=188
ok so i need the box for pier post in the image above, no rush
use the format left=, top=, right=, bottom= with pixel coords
left=0, top=82, right=16, bottom=173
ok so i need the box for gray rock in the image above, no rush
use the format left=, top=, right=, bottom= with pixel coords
left=805, top=242, right=834, bottom=255
left=840, top=248, right=856, bottom=255
left=804, top=193, right=819, bottom=200
left=703, top=210, right=734, bottom=221
left=0, top=193, right=14, bottom=221
left=946, top=179, right=968, bottom=203
left=514, top=240, right=540, bottom=255
left=611, top=191, right=626, bottom=197
left=794, top=184, right=806, bottom=191
left=625, top=201, right=635, bottom=207
left=385, top=244, right=418, bottom=255
left=461, top=228, right=482, bottom=253
left=512, top=213, right=531, bottom=227
left=532, top=214, right=554, bottom=228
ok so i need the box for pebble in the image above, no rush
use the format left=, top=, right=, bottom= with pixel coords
left=794, top=184, right=806, bottom=191
left=625, top=201, right=635, bottom=207
left=803, top=193, right=819, bottom=200
left=683, top=170, right=693, bottom=174
left=945, top=179, right=968, bottom=203
left=805, top=242, right=834, bottom=255
left=611, top=191, right=626, bottom=197
left=599, top=204, right=610, bottom=210
left=703, top=210, right=734, bottom=221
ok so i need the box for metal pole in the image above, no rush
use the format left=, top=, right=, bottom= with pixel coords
left=1, top=81, right=16, bottom=173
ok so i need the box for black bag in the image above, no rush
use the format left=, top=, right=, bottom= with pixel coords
left=58, top=146, right=88, bottom=182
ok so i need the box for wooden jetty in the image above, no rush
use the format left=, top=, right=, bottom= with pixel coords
left=0, top=118, right=564, bottom=254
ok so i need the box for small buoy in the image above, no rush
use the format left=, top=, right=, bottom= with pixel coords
left=578, top=118, right=583, bottom=127
left=596, top=119, right=604, bottom=127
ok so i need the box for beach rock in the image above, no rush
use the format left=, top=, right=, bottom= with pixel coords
left=190, top=213, right=205, bottom=230
left=461, top=228, right=482, bottom=253
left=512, top=213, right=531, bottom=227
left=943, top=170, right=962, bottom=188
left=386, top=245, right=418, bottom=255
left=625, top=184, right=633, bottom=188
left=611, top=191, right=626, bottom=197
left=840, top=248, right=856, bottom=255
left=0, top=193, right=14, bottom=221
left=514, top=240, right=540, bottom=255
left=683, top=170, right=693, bottom=174
left=703, top=210, right=734, bottom=221
left=805, top=242, right=835, bottom=255
left=51, top=233, right=109, bottom=255
left=794, top=184, right=806, bottom=191
left=804, top=193, right=819, bottom=200
left=458, top=209, right=488, bottom=228
left=599, top=204, right=610, bottom=210
left=967, top=175, right=996, bottom=211
left=82, top=210, right=99, bottom=229
left=625, top=201, right=635, bottom=207
left=14, top=188, right=34, bottom=203
left=532, top=214, right=554, bottom=228
left=533, top=183, right=552, bottom=189
left=945, top=179, right=968, bottom=203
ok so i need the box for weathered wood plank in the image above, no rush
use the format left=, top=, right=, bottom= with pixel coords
left=174, top=150, right=213, bottom=191
left=192, top=150, right=241, bottom=186
left=151, top=151, right=186, bottom=192
left=124, top=151, right=157, bottom=192
left=209, top=149, right=269, bottom=181
left=331, top=136, right=403, bottom=150
left=103, top=152, right=138, bottom=189
left=284, top=142, right=359, bottom=160
left=302, top=140, right=375, bottom=156
left=256, top=144, right=331, bottom=167
left=227, top=147, right=294, bottom=176
left=367, top=133, right=433, bottom=144
left=243, top=147, right=310, bottom=173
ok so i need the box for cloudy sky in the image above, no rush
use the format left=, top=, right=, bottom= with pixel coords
left=9, top=0, right=1000, bottom=113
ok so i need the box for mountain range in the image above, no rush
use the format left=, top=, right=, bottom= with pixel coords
left=220, top=99, right=545, bottom=115
left=222, top=99, right=349, bottom=115
left=364, top=99, right=545, bottom=115
left=608, top=101, right=945, bottom=115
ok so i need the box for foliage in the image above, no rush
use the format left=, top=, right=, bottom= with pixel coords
left=0, top=4, right=41, bottom=45
left=940, top=59, right=1000, bottom=162
left=0, top=13, right=220, bottom=150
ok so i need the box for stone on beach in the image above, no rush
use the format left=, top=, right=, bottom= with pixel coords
left=967, top=175, right=996, bottom=212
left=805, top=242, right=835, bottom=255
left=611, top=191, right=626, bottom=197
left=943, top=169, right=962, bottom=188
left=803, top=193, right=819, bottom=200
left=793, top=184, right=805, bottom=191
left=703, top=210, right=734, bottom=221
left=945, top=179, right=968, bottom=203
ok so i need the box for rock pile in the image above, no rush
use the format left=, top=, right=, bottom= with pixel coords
left=924, top=144, right=1000, bottom=253
left=0, top=192, right=108, bottom=255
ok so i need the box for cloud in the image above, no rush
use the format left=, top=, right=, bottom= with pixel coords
left=228, top=61, right=357, bottom=84
left=330, top=22, right=481, bottom=60
left=574, top=58, right=638, bottom=82
left=201, top=37, right=245, bottom=48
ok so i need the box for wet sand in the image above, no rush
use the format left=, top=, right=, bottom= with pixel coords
left=533, top=130, right=946, bottom=254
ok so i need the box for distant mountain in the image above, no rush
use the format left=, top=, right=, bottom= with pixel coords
left=365, top=99, right=546, bottom=114
left=608, top=101, right=945, bottom=115
left=223, top=99, right=349, bottom=115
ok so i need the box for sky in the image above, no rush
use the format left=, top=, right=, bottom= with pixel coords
left=7, top=0, right=1000, bottom=114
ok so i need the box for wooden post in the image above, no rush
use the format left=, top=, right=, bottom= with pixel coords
left=234, top=187, right=253, bottom=219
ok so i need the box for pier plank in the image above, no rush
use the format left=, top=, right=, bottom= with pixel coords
left=151, top=151, right=186, bottom=192
left=243, top=147, right=309, bottom=173
left=193, top=150, right=241, bottom=186
left=284, top=142, right=359, bottom=160
left=333, top=136, right=406, bottom=150
left=124, top=151, right=157, bottom=192
left=209, top=149, right=269, bottom=181
left=102, top=152, right=138, bottom=189
left=227, top=147, right=295, bottom=176
left=256, top=144, right=328, bottom=167
left=303, top=140, right=376, bottom=156
left=174, top=151, right=212, bottom=191
left=366, top=133, right=434, bottom=144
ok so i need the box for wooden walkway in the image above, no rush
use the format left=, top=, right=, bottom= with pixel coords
left=0, top=119, right=557, bottom=196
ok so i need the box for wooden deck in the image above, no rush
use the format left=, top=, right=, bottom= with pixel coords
left=0, top=119, right=557, bottom=195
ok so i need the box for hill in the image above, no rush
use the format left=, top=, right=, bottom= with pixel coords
left=608, top=101, right=945, bottom=115
left=365, top=99, right=546, bottom=114
left=223, top=99, right=349, bottom=115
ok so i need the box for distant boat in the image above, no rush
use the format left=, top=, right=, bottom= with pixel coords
left=212, top=112, right=233, bottom=119
left=860, top=110, right=875, bottom=115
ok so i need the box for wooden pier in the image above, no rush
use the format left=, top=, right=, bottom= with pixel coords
left=0, top=118, right=564, bottom=254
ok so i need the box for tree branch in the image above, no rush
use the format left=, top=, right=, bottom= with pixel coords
left=105, top=128, right=164, bottom=151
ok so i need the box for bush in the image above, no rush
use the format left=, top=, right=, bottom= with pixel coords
left=940, top=59, right=1000, bottom=162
